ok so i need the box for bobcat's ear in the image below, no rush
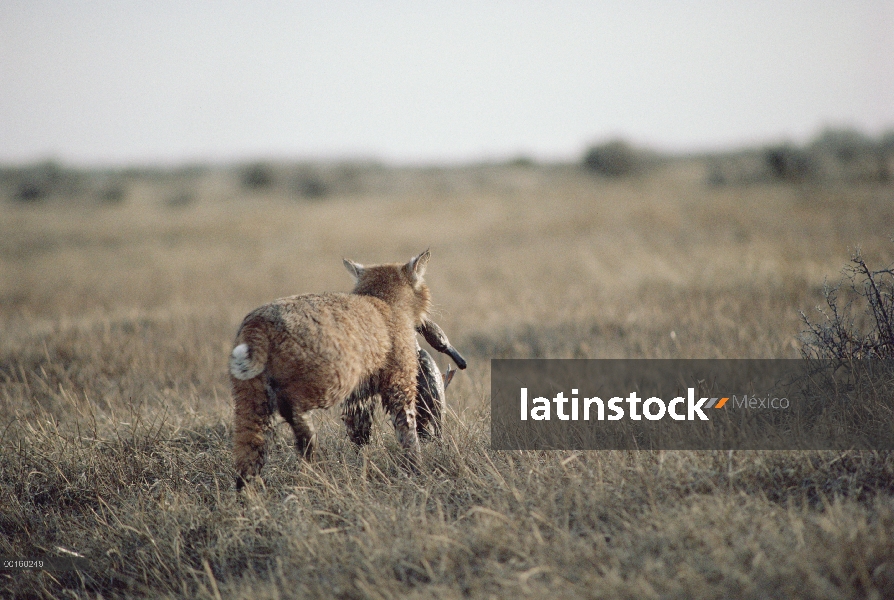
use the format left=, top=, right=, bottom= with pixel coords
left=343, top=258, right=365, bottom=282
left=407, top=248, right=430, bottom=284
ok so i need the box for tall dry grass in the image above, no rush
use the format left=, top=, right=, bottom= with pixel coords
left=2, top=161, right=894, bottom=598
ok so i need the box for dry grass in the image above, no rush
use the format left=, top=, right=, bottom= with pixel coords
left=2, top=161, right=894, bottom=598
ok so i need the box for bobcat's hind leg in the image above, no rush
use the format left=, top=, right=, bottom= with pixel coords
left=287, top=412, right=317, bottom=460
left=276, top=390, right=317, bottom=460
left=233, top=375, right=275, bottom=490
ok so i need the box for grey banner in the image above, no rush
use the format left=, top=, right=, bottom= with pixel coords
left=491, top=359, right=894, bottom=450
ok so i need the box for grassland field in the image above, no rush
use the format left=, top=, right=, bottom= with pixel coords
left=2, top=159, right=894, bottom=598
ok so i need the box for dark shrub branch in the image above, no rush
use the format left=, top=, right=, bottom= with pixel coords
left=801, top=250, right=894, bottom=364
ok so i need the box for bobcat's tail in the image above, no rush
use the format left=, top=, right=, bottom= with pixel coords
left=229, top=318, right=270, bottom=380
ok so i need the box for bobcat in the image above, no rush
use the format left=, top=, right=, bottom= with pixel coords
left=344, top=319, right=464, bottom=450
left=229, top=250, right=465, bottom=489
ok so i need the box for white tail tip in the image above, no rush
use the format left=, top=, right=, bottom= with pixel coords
left=229, top=343, right=262, bottom=380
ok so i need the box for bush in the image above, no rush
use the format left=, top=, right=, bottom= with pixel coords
left=292, top=174, right=328, bottom=199
left=98, top=182, right=127, bottom=204
left=507, top=155, right=536, bottom=168
left=582, top=140, right=641, bottom=177
left=11, top=161, right=67, bottom=202
left=241, top=163, right=275, bottom=190
left=881, top=130, right=894, bottom=153
left=764, top=145, right=817, bottom=182
left=808, top=127, right=892, bottom=182
left=801, top=250, right=894, bottom=364
left=811, top=127, right=875, bottom=165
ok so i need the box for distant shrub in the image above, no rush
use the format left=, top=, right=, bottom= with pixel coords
left=811, top=127, right=875, bottom=165
left=880, top=131, right=894, bottom=181
left=702, top=151, right=768, bottom=186
left=808, top=127, right=891, bottom=182
left=705, top=127, right=894, bottom=186
left=582, top=140, right=641, bottom=177
left=507, top=155, right=536, bottom=168
left=881, top=130, right=894, bottom=153
left=15, top=181, right=47, bottom=202
left=241, top=163, right=275, bottom=190
left=801, top=250, right=894, bottom=365
left=98, top=183, right=126, bottom=204
left=706, top=159, right=727, bottom=186
left=764, top=145, right=817, bottom=182
left=12, top=161, right=67, bottom=202
left=293, top=174, right=328, bottom=199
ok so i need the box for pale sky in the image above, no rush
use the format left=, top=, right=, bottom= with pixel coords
left=1, top=1, right=892, bottom=165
